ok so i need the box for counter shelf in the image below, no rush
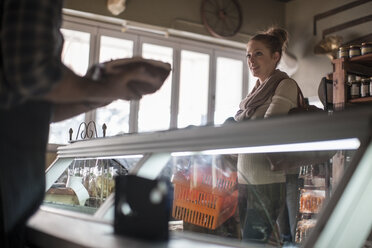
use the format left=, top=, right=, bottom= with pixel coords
left=27, top=106, right=372, bottom=248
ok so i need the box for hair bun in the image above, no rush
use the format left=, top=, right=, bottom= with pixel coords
left=265, top=27, right=288, bottom=51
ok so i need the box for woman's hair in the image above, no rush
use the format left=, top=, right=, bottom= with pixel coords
left=250, top=27, right=288, bottom=57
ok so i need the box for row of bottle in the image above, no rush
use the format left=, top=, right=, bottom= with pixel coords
left=295, top=187, right=325, bottom=243
left=346, top=74, right=372, bottom=99
left=299, top=189, right=325, bottom=214
left=295, top=164, right=327, bottom=244
left=67, top=159, right=118, bottom=204
left=338, top=42, right=372, bottom=58
left=295, top=218, right=316, bottom=244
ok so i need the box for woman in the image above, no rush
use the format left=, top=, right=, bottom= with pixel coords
left=235, top=27, right=299, bottom=243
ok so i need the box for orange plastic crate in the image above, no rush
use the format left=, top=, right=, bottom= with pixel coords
left=172, top=170, right=238, bottom=230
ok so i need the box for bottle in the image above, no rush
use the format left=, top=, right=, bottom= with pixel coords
left=83, top=161, right=90, bottom=189
left=350, top=75, right=361, bottom=99
left=338, top=46, right=349, bottom=58
left=349, top=45, right=361, bottom=58
left=361, top=42, right=372, bottom=55
left=346, top=74, right=355, bottom=100
left=361, top=78, right=370, bottom=97
left=74, top=161, right=82, bottom=177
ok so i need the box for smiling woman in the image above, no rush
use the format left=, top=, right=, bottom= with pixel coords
left=234, top=27, right=306, bottom=243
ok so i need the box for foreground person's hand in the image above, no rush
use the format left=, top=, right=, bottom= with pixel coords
left=96, top=57, right=172, bottom=100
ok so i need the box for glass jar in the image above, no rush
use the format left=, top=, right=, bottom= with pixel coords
left=351, top=75, right=361, bottom=99
left=361, top=42, right=372, bottom=55
left=361, top=78, right=370, bottom=97
left=338, top=46, right=349, bottom=58
left=349, top=45, right=361, bottom=58
left=346, top=74, right=355, bottom=100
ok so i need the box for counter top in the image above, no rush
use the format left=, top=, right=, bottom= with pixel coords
left=26, top=206, right=263, bottom=248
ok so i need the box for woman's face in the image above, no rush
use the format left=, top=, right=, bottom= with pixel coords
left=246, top=40, right=280, bottom=83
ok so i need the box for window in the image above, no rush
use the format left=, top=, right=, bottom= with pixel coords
left=214, top=57, right=243, bottom=125
left=96, top=36, right=134, bottom=137
left=138, top=43, right=173, bottom=132
left=61, top=29, right=90, bottom=76
left=51, top=15, right=248, bottom=144
left=99, top=35, right=133, bottom=62
left=178, top=50, right=210, bottom=128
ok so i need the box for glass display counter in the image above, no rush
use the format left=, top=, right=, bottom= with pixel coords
left=27, top=106, right=372, bottom=248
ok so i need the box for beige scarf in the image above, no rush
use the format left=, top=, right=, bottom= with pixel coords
left=235, top=69, right=289, bottom=121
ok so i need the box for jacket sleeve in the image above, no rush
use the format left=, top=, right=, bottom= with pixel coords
left=264, top=78, right=298, bottom=118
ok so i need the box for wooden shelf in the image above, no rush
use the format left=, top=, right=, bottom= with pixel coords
left=349, top=96, right=372, bottom=103
left=336, top=54, right=372, bottom=76
left=344, top=62, right=372, bottom=76
left=333, top=53, right=372, bottom=64
left=349, top=53, right=372, bottom=66
left=332, top=53, right=372, bottom=110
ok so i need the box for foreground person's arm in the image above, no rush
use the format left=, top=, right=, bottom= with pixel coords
left=45, top=60, right=171, bottom=122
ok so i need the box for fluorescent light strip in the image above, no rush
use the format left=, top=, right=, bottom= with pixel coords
left=172, top=138, right=360, bottom=157
left=73, top=154, right=143, bottom=161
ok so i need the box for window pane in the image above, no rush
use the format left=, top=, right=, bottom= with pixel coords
left=138, top=43, right=173, bottom=132
left=96, top=36, right=134, bottom=137
left=154, top=146, right=358, bottom=246
left=49, top=29, right=90, bottom=144
left=178, top=50, right=209, bottom=128
left=49, top=114, right=85, bottom=144
left=214, top=57, right=243, bottom=125
left=60, top=29, right=90, bottom=76
left=99, top=36, right=133, bottom=62
left=97, top=101, right=130, bottom=137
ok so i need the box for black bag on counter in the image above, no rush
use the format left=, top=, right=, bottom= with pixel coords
left=114, top=175, right=170, bottom=241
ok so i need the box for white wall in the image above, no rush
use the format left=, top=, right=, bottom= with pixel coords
left=286, top=0, right=372, bottom=99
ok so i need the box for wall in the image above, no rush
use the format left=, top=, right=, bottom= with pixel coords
left=286, top=0, right=372, bottom=99
left=63, top=0, right=286, bottom=43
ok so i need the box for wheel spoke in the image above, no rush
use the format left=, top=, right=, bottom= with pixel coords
left=217, top=0, right=223, bottom=9
left=225, top=0, right=233, bottom=10
left=204, top=9, right=218, bottom=15
left=206, top=0, right=218, bottom=8
left=226, top=15, right=239, bottom=20
left=223, top=18, right=233, bottom=32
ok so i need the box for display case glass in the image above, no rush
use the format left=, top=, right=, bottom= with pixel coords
left=44, top=155, right=142, bottom=214
left=37, top=107, right=372, bottom=248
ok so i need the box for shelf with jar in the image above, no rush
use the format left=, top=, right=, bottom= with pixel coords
left=332, top=48, right=372, bottom=111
